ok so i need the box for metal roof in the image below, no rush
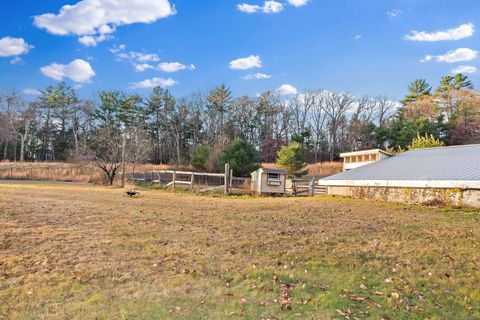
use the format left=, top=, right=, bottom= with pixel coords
left=323, top=144, right=480, bottom=182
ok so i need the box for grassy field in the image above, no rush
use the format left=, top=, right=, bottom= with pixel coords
left=0, top=181, right=479, bottom=319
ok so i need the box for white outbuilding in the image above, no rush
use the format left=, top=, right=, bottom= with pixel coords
left=320, top=144, right=480, bottom=207
left=251, top=167, right=288, bottom=195
left=340, top=149, right=392, bottom=171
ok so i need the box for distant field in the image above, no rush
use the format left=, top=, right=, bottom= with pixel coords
left=0, top=161, right=343, bottom=184
left=0, top=163, right=185, bottom=185
left=0, top=181, right=479, bottom=319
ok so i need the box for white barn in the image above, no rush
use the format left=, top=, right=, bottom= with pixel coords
left=320, top=144, right=480, bottom=207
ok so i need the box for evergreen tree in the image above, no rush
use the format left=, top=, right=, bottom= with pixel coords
left=191, top=144, right=210, bottom=171
left=401, top=79, right=432, bottom=105
left=436, top=73, right=473, bottom=94
left=218, top=139, right=259, bottom=177
left=276, top=142, right=308, bottom=178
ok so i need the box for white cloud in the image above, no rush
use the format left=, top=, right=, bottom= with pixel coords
left=243, top=73, right=271, bottom=80
left=288, top=0, right=309, bottom=7
left=276, top=84, right=297, bottom=95
left=78, top=36, right=97, bottom=47
left=451, top=65, right=477, bottom=74
left=237, top=3, right=262, bottom=13
left=387, top=9, right=403, bottom=17
left=421, top=55, right=434, bottom=63
left=157, top=62, right=195, bottom=72
left=40, top=59, right=95, bottom=83
left=229, top=55, right=262, bottom=70
left=34, top=0, right=176, bottom=46
left=110, top=44, right=193, bottom=73
left=23, top=88, right=41, bottom=96
left=422, top=48, right=478, bottom=63
left=354, top=34, right=362, bottom=40
left=78, top=33, right=112, bottom=47
left=237, top=1, right=283, bottom=14
left=132, top=52, right=160, bottom=63
left=10, top=57, right=22, bottom=65
left=110, top=44, right=126, bottom=54
left=133, top=63, right=154, bottom=72
left=0, top=37, right=33, bottom=57
left=110, top=45, right=160, bottom=63
left=263, top=1, right=283, bottom=13
left=405, top=23, right=474, bottom=42
left=129, top=77, right=177, bottom=89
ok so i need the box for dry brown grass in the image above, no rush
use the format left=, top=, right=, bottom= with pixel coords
left=0, top=181, right=479, bottom=319
left=0, top=162, right=343, bottom=187
left=0, top=162, right=188, bottom=185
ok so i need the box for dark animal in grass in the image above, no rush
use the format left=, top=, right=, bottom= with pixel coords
left=124, top=190, right=140, bottom=197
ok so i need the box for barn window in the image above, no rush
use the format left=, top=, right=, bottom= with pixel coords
left=268, top=173, right=280, bottom=180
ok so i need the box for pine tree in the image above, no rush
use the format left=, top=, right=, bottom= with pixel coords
left=436, top=73, right=473, bottom=94
left=401, top=79, right=432, bottom=105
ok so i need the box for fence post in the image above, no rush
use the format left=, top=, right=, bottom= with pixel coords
left=172, top=171, right=176, bottom=190
left=309, top=178, right=315, bottom=196
left=229, top=169, right=233, bottom=193
left=9, top=167, right=13, bottom=179
left=190, top=172, right=194, bottom=191
left=224, top=163, right=230, bottom=195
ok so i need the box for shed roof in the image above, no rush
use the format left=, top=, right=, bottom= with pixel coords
left=321, top=144, right=480, bottom=186
left=259, top=167, right=289, bottom=174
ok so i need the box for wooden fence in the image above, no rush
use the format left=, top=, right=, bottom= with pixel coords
left=288, top=178, right=327, bottom=196
left=127, top=164, right=250, bottom=195
left=128, top=168, right=326, bottom=197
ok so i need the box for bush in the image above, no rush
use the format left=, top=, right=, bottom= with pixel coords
left=218, top=139, right=260, bottom=177
left=191, top=144, right=210, bottom=171
left=409, top=133, right=445, bottom=149
left=276, top=142, right=308, bottom=178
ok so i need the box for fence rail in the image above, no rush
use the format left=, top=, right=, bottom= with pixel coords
left=127, top=164, right=250, bottom=195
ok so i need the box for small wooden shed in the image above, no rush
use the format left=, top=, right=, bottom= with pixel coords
left=251, top=167, right=288, bottom=195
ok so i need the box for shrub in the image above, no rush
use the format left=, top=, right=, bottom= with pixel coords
left=191, top=144, right=210, bottom=171
left=218, top=139, right=260, bottom=177
left=409, top=133, right=445, bottom=149
left=276, top=142, right=308, bottom=178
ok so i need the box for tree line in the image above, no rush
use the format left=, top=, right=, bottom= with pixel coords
left=0, top=74, right=478, bottom=176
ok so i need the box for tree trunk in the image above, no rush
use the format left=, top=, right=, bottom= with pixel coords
left=3, top=140, right=8, bottom=160
left=176, top=134, right=181, bottom=166
left=121, top=133, right=126, bottom=187
left=109, top=170, right=116, bottom=185
left=19, top=119, right=30, bottom=162
left=19, top=134, right=25, bottom=162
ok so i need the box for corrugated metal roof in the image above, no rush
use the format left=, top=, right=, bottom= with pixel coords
left=322, top=144, right=480, bottom=181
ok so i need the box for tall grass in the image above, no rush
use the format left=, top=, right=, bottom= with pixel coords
left=0, top=162, right=186, bottom=185
left=0, top=161, right=343, bottom=184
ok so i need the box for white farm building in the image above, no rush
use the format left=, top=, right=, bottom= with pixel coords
left=319, top=144, right=480, bottom=207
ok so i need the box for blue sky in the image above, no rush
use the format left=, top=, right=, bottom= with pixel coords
left=0, top=0, right=478, bottom=100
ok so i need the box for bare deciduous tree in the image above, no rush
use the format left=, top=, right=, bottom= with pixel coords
left=321, top=91, right=355, bottom=161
